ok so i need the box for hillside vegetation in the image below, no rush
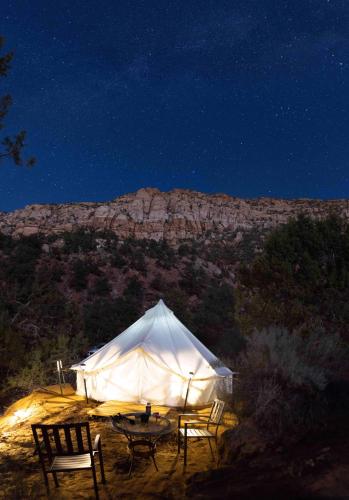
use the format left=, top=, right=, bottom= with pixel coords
left=0, top=226, right=256, bottom=406
left=0, top=215, right=348, bottom=443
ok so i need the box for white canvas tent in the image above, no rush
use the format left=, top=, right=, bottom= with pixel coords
left=71, top=299, right=232, bottom=407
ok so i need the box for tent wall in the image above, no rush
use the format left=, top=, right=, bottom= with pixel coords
left=76, top=349, right=224, bottom=406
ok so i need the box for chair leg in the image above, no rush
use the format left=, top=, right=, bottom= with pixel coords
left=208, top=438, right=214, bottom=461
left=128, top=455, right=134, bottom=478
left=177, top=431, right=181, bottom=454
left=42, top=470, right=50, bottom=494
left=53, top=472, right=59, bottom=488
left=91, top=466, right=99, bottom=500
left=184, top=436, right=187, bottom=466
left=99, top=452, right=106, bottom=484
left=151, top=453, right=159, bottom=472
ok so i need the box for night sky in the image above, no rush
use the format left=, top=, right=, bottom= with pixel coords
left=1, top=0, right=349, bottom=211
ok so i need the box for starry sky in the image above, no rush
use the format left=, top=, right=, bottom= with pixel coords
left=1, top=0, right=349, bottom=211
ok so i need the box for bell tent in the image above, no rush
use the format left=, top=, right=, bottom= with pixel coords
left=72, top=299, right=232, bottom=407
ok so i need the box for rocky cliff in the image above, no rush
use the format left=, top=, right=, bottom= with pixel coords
left=1, top=188, right=348, bottom=241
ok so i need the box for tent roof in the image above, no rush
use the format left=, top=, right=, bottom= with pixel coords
left=72, top=299, right=232, bottom=380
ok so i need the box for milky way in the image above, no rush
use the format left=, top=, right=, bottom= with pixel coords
left=1, top=0, right=349, bottom=210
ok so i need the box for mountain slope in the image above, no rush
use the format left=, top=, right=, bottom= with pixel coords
left=1, top=188, right=348, bottom=241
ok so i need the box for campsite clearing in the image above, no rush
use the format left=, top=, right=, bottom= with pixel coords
left=0, top=384, right=237, bottom=499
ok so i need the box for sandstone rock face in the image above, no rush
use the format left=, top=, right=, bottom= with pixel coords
left=0, top=188, right=348, bottom=242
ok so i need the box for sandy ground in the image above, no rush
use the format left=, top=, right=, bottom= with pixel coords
left=0, top=385, right=237, bottom=499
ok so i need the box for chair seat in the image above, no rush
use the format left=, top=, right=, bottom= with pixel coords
left=50, top=454, right=92, bottom=471
left=179, top=428, right=214, bottom=438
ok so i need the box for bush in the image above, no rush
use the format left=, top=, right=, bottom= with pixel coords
left=162, top=288, right=193, bottom=328
left=0, top=325, right=26, bottom=380
left=124, top=276, right=144, bottom=304
left=239, top=215, right=349, bottom=333
left=234, top=327, right=344, bottom=441
left=8, top=350, right=46, bottom=391
left=177, top=243, right=190, bottom=256
left=179, top=263, right=207, bottom=296
left=84, top=297, right=140, bottom=344
left=131, top=250, right=147, bottom=274
left=144, top=239, right=176, bottom=268
left=0, top=232, right=14, bottom=253
left=6, top=332, right=87, bottom=392
left=5, top=235, right=43, bottom=299
left=110, top=250, right=127, bottom=268
left=92, top=276, right=112, bottom=296
left=192, top=282, right=236, bottom=348
left=70, top=258, right=100, bottom=291
left=63, top=228, right=97, bottom=253
left=150, top=273, right=166, bottom=291
left=37, top=261, right=63, bottom=284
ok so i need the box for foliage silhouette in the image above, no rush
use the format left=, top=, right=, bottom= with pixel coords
left=0, top=36, right=35, bottom=167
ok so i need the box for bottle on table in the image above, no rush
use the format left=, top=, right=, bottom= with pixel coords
left=146, top=402, right=151, bottom=415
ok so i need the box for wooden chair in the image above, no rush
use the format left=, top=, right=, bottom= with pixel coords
left=31, top=422, right=106, bottom=499
left=177, top=399, right=225, bottom=466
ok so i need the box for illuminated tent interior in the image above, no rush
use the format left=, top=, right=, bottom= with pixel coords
left=71, top=299, right=232, bottom=407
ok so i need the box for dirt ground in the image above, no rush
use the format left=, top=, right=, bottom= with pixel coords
left=0, top=385, right=237, bottom=499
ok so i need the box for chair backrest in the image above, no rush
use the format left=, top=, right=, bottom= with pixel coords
left=31, top=422, right=93, bottom=461
left=209, top=399, right=225, bottom=425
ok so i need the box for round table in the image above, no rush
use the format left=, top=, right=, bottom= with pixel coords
left=111, top=412, right=174, bottom=475
left=111, top=412, right=173, bottom=442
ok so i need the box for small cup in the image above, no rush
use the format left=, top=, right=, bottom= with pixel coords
left=140, top=413, right=149, bottom=424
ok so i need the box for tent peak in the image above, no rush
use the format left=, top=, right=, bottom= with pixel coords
left=145, top=298, right=173, bottom=315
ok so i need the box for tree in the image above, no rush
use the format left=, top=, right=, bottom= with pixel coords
left=233, top=327, right=344, bottom=441
left=238, top=215, right=349, bottom=334
left=0, top=36, right=35, bottom=167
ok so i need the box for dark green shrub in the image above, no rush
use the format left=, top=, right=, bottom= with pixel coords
left=234, top=327, right=344, bottom=441
left=70, top=258, right=100, bottom=291
left=0, top=232, right=14, bottom=253
left=36, top=261, right=63, bottom=284
left=8, top=350, right=46, bottom=391
left=162, top=288, right=194, bottom=330
left=239, top=215, right=349, bottom=333
left=124, top=276, right=144, bottom=304
left=0, top=325, right=26, bottom=377
left=192, top=283, right=235, bottom=347
left=150, top=273, right=164, bottom=291
left=179, top=263, right=207, bottom=296
left=63, top=228, right=97, bottom=253
left=177, top=243, right=190, bottom=256
left=131, top=250, right=147, bottom=274
left=84, top=297, right=140, bottom=344
left=92, top=276, right=112, bottom=296
left=110, top=250, right=127, bottom=268
left=4, top=235, right=43, bottom=300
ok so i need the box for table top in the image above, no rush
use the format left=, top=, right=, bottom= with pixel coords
left=111, top=412, right=173, bottom=437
